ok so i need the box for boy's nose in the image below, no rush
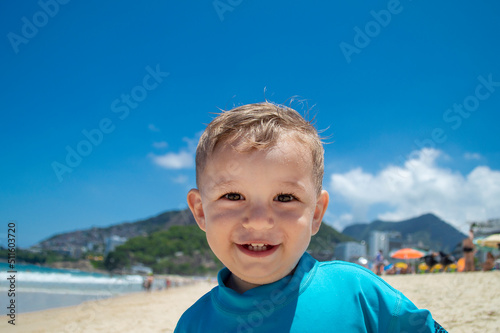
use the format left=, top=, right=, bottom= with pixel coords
left=242, top=205, right=274, bottom=230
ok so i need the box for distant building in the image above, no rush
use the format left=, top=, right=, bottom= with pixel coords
left=388, top=232, right=403, bottom=251
left=369, top=231, right=389, bottom=259
left=105, top=235, right=127, bottom=255
left=369, top=231, right=403, bottom=259
left=335, top=242, right=367, bottom=262
left=473, top=218, right=500, bottom=237
left=471, top=218, right=500, bottom=263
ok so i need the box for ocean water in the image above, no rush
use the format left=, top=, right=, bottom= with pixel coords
left=0, top=262, right=146, bottom=313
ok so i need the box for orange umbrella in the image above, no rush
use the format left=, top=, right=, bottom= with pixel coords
left=390, top=248, right=425, bottom=260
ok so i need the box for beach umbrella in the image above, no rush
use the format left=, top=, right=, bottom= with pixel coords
left=395, top=262, right=408, bottom=269
left=390, top=248, right=425, bottom=260
left=476, top=234, right=500, bottom=248
left=418, top=262, right=429, bottom=273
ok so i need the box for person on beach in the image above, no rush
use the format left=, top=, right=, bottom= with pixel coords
left=143, top=273, right=154, bottom=292
left=374, top=249, right=384, bottom=275
left=462, top=229, right=475, bottom=272
left=175, top=102, right=447, bottom=332
left=482, top=252, right=495, bottom=271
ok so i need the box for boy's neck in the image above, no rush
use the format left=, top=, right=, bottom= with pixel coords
left=226, top=274, right=261, bottom=294
left=225, top=265, right=299, bottom=294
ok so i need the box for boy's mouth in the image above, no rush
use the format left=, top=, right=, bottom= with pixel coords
left=242, top=243, right=275, bottom=252
left=237, top=243, right=279, bottom=257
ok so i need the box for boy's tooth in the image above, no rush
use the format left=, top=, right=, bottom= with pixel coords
left=247, top=244, right=268, bottom=251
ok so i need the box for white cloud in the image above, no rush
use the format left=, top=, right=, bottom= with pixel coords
left=329, top=148, right=500, bottom=232
left=151, top=151, right=194, bottom=169
left=148, top=124, right=160, bottom=132
left=323, top=210, right=354, bottom=232
left=172, top=175, right=189, bottom=184
left=464, top=152, right=481, bottom=160
left=150, top=133, right=201, bottom=170
left=153, top=141, right=168, bottom=149
left=182, top=131, right=203, bottom=151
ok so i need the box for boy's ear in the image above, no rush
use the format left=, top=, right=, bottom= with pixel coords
left=187, top=189, right=206, bottom=231
left=311, top=190, right=329, bottom=235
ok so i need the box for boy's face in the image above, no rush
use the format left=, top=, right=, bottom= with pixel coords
left=188, top=136, right=329, bottom=292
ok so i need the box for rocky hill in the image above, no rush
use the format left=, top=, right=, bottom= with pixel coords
left=342, top=213, right=466, bottom=253
left=35, top=209, right=196, bottom=255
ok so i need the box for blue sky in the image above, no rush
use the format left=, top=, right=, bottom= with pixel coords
left=1, top=1, right=500, bottom=247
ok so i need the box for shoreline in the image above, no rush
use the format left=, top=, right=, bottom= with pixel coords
left=2, top=272, right=498, bottom=332
left=1, top=260, right=211, bottom=319
left=2, top=280, right=216, bottom=332
left=0, top=259, right=108, bottom=274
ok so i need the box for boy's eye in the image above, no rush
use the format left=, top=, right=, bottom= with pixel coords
left=223, top=193, right=243, bottom=201
left=275, top=193, right=295, bottom=202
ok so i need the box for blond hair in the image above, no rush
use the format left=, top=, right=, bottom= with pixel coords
left=195, top=102, right=325, bottom=194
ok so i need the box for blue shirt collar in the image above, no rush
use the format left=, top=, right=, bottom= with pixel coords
left=212, top=252, right=318, bottom=314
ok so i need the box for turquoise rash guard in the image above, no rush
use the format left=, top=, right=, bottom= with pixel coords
left=174, top=252, right=446, bottom=333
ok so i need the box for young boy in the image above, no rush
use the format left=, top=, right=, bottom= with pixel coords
left=175, top=102, right=447, bottom=332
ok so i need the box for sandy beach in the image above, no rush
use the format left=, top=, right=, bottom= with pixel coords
left=383, top=271, right=500, bottom=332
left=3, top=271, right=499, bottom=332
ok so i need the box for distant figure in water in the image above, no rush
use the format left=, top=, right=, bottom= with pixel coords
left=143, top=273, right=154, bottom=291
left=462, top=229, right=475, bottom=272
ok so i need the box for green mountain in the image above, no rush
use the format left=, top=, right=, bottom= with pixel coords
left=36, top=209, right=197, bottom=255
left=308, top=223, right=356, bottom=261
left=104, top=225, right=221, bottom=275
left=342, top=213, right=466, bottom=253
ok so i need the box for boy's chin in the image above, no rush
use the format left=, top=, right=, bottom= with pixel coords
left=229, top=265, right=298, bottom=292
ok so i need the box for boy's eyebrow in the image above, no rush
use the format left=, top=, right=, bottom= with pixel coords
left=208, top=179, right=239, bottom=191
left=209, top=179, right=307, bottom=192
left=280, top=180, right=308, bottom=192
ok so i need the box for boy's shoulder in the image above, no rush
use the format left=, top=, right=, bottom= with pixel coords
left=317, top=259, right=380, bottom=276
left=174, top=287, right=215, bottom=332
left=183, top=285, right=215, bottom=312
left=316, top=259, right=396, bottom=289
left=308, top=259, right=408, bottom=308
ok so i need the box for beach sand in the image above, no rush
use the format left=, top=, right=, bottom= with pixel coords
left=383, top=271, right=500, bottom=332
left=3, top=280, right=216, bottom=333
left=3, top=271, right=499, bottom=332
